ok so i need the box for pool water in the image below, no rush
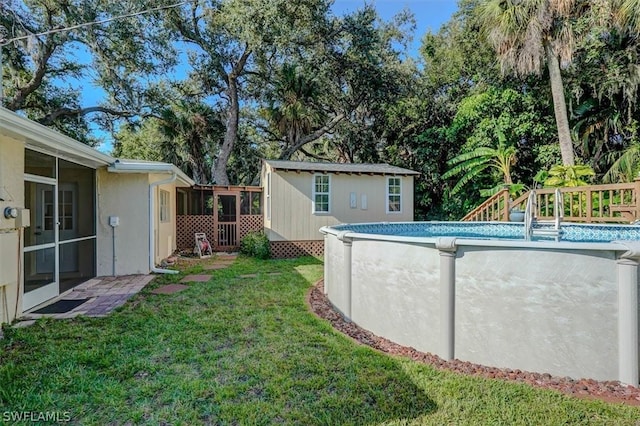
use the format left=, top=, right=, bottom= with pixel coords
left=332, top=221, right=640, bottom=244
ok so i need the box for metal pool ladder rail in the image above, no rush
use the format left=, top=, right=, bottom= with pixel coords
left=525, top=188, right=563, bottom=240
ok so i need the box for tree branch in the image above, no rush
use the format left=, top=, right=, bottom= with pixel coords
left=279, top=113, right=345, bottom=160
left=300, top=146, right=331, bottom=161
left=36, top=106, right=143, bottom=125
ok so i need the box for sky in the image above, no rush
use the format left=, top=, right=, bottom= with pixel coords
left=333, top=0, right=458, bottom=52
left=93, top=0, right=459, bottom=153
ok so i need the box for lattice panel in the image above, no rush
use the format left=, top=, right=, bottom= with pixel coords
left=239, top=215, right=264, bottom=240
left=270, top=240, right=324, bottom=259
left=176, top=215, right=215, bottom=250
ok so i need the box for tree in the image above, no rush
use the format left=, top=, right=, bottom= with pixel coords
left=113, top=101, right=225, bottom=184
left=157, top=102, right=224, bottom=184
left=478, top=0, right=579, bottom=166
left=442, top=128, right=517, bottom=196
left=164, top=0, right=332, bottom=184
left=0, top=0, right=177, bottom=142
left=256, top=5, right=413, bottom=162
left=112, top=120, right=164, bottom=161
left=260, top=63, right=325, bottom=159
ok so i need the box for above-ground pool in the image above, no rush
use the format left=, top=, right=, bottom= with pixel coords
left=320, top=221, right=640, bottom=385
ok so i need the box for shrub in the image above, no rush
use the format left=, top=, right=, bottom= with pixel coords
left=240, top=231, right=271, bottom=259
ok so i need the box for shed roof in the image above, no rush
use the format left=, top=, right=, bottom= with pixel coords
left=264, top=160, right=419, bottom=176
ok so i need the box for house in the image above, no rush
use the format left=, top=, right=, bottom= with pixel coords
left=0, top=107, right=193, bottom=323
left=261, top=160, right=419, bottom=258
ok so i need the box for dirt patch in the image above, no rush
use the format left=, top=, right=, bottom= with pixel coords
left=307, top=279, right=640, bottom=407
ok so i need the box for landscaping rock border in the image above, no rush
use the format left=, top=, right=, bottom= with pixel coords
left=308, top=279, right=640, bottom=407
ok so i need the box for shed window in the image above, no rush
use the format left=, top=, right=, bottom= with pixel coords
left=386, top=177, right=402, bottom=213
left=313, top=174, right=330, bottom=214
left=160, top=189, right=170, bottom=222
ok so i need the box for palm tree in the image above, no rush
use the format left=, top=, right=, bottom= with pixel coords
left=478, top=0, right=577, bottom=166
left=618, top=0, right=640, bottom=31
left=443, top=129, right=517, bottom=195
left=159, top=102, right=224, bottom=184
left=604, top=143, right=640, bottom=183
left=262, top=64, right=322, bottom=158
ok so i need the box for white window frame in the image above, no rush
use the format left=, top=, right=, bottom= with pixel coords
left=386, top=176, right=402, bottom=214
left=312, top=174, right=331, bottom=214
left=160, top=189, right=170, bottom=223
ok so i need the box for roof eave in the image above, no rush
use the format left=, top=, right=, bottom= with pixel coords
left=108, top=159, right=195, bottom=187
left=0, top=107, right=113, bottom=167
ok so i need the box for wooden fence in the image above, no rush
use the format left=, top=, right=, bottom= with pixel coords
left=463, top=180, right=640, bottom=223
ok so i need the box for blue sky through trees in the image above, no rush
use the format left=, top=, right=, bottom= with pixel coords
left=88, top=0, right=458, bottom=152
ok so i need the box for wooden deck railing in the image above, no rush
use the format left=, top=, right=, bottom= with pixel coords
left=463, top=180, right=640, bottom=223
left=461, top=188, right=510, bottom=222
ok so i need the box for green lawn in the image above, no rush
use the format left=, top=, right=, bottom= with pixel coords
left=1, top=256, right=639, bottom=425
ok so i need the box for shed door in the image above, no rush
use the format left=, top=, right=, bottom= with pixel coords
left=214, top=193, right=239, bottom=250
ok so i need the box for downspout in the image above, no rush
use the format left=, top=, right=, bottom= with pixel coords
left=149, top=173, right=179, bottom=274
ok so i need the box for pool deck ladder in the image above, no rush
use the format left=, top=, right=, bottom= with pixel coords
left=524, top=188, right=564, bottom=240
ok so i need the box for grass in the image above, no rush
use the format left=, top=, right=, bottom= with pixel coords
left=1, top=256, right=639, bottom=425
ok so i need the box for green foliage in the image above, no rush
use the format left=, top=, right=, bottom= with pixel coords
left=541, top=164, right=596, bottom=187
left=239, top=231, right=270, bottom=259
left=479, top=183, right=526, bottom=198
left=442, top=126, right=517, bottom=195
left=112, top=120, right=164, bottom=161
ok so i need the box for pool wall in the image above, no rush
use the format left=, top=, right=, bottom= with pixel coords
left=321, top=223, right=640, bottom=385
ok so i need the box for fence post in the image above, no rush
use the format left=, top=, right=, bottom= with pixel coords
left=585, top=187, right=592, bottom=223
left=502, top=188, right=510, bottom=222
left=634, top=177, right=640, bottom=221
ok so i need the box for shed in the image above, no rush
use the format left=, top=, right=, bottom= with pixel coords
left=261, top=160, right=419, bottom=258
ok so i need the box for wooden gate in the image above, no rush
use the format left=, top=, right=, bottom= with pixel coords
left=214, top=192, right=240, bottom=250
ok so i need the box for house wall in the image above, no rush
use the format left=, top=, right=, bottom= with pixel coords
left=0, top=135, right=26, bottom=323
left=96, top=169, right=150, bottom=275
left=262, top=164, right=414, bottom=242
left=153, top=177, right=178, bottom=264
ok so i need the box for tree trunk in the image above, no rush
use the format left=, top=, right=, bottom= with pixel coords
left=212, top=75, right=237, bottom=185
left=544, top=42, right=575, bottom=166
left=212, top=48, right=251, bottom=185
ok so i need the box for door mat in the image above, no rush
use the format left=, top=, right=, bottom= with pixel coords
left=31, top=298, right=89, bottom=314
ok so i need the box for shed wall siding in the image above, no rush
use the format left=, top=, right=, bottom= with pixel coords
left=265, top=168, right=414, bottom=242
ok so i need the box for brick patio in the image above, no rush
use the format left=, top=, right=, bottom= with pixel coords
left=22, top=275, right=154, bottom=320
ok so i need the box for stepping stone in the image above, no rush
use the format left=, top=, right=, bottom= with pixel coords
left=216, top=254, right=238, bottom=260
left=151, top=284, right=189, bottom=295
left=203, top=263, right=231, bottom=270
left=267, top=272, right=282, bottom=276
left=180, top=275, right=212, bottom=283
left=239, top=274, right=258, bottom=278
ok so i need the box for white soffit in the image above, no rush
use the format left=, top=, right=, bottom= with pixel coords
left=0, top=107, right=113, bottom=168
